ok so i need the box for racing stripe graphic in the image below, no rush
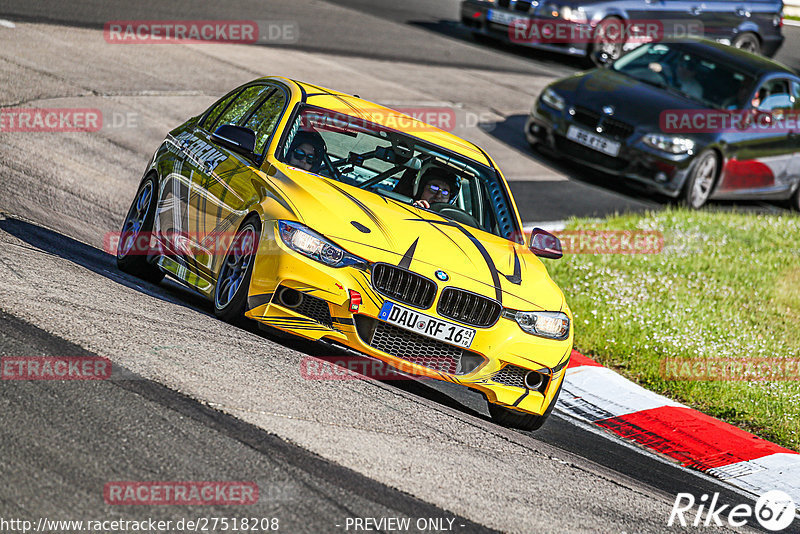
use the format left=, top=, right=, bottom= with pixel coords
left=397, top=238, right=418, bottom=270
left=391, top=202, right=475, bottom=267
left=321, top=181, right=394, bottom=246
left=503, top=249, right=521, bottom=285
left=408, top=217, right=506, bottom=304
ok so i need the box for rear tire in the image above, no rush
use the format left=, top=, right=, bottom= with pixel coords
left=214, top=216, right=261, bottom=324
left=488, top=378, right=563, bottom=431
left=682, top=150, right=718, bottom=209
left=117, top=174, right=165, bottom=284
left=790, top=185, right=800, bottom=212
left=732, top=32, right=761, bottom=55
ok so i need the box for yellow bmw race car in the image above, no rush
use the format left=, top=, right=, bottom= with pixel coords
left=117, top=76, right=573, bottom=430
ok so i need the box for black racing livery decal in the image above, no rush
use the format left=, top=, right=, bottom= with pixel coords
left=512, top=389, right=529, bottom=407
left=247, top=292, right=274, bottom=311
left=331, top=317, right=355, bottom=325
left=407, top=217, right=509, bottom=304
left=261, top=316, right=331, bottom=331
left=322, top=180, right=394, bottom=246
left=398, top=238, right=419, bottom=270
left=351, top=221, right=371, bottom=233
left=392, top=202, right=475, bottom=266
left=503, top=249, right=522, bottom=286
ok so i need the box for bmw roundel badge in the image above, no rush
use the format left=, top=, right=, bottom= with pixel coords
left=435, top=270, right=449, bottom=281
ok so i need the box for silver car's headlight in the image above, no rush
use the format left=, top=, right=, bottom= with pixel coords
left=278, top=221, right=365, bottom=268
left=642, top=133, right=695, bottom=154
left=541, top=88, right=566, bottom=111
left=505, top=310, right=570, bottom=340
left=560, top=6, right=587, bottom=22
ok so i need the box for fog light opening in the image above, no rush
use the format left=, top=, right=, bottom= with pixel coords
left=277, top=287, right=304, bottom=308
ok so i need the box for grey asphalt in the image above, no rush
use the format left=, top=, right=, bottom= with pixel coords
left=0, top=308, right=492, bottom=533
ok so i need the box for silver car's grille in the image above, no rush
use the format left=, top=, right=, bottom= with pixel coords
left=371, top=263, right=437, bottom=309
left=366, top=320, right=484, bottom=376
left=437, top=288, right=501, bottom=327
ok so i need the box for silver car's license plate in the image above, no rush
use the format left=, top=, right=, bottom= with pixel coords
left=378, top=301, right=476, bottom=349
left=487, top=9, right=526, bottom=26
left=566, top=125, right=621, bottom=157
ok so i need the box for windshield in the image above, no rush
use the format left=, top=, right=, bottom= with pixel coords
left=613, top=43, right=756, bottom=109
left=277, top=105, right=522, bottom=242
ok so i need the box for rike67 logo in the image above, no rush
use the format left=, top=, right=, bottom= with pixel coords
left=669, top=490, right=796, bottom=531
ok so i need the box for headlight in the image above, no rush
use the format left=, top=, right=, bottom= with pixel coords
left=541, top=88, right=566, bottom=111
left=506, top=310, right=570, bottom=340
left=278, top=221, right=365, bottom=268
left=642, top=133, right=695, bottom=154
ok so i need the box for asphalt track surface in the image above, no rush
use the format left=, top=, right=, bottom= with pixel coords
left=0, top=0, right=796, bottom=532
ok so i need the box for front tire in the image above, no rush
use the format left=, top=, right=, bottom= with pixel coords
left=682, top=150, right=718, bottom=209
left=790, top=185, right=800, bottom=212
left=117, top=174, right=165, bottom=283
left=214, top=216, right=260, bottom=324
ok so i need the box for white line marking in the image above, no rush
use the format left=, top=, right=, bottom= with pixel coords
left=0, top=19, right=16, bottom=28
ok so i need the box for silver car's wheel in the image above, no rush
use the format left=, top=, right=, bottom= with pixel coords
left=684, top=151, right=718, bottom=209
left=214, top=218, right=260, bottom=323
left=732, top=32, right=761, bottom=55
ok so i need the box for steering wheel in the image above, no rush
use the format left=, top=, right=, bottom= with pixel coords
left=429, top=202, right=481, bottom=229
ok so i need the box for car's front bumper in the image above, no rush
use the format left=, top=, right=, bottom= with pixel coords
left=526, top=101, right=699, bottom=197
left=460, top=0, right=592, bottom=57
left=245, top=221, right=572, bottom=417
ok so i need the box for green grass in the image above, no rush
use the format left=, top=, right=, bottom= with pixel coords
left=546, top=207, right=800, bottom=450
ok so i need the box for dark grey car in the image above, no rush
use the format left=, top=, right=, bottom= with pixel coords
left=526, top=40, right=800, bottom=209
left=461, top=0, right=784, bottom=60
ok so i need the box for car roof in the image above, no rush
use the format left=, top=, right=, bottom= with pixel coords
left=272, top=78, right=492, bottom=168
left=671, top=40, right=796, bottom=78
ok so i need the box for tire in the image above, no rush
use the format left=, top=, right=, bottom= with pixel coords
left=214, top=215, right=261, bottom=324
left=682, top=150, right=719, bottom=209
left=790, top=185, right=800, bottom=212
left=732, top=32, right=761, bottom=55
left=117, top=174, right=165, bottom=284
left=488, top=378, right=563, bottom=431
left=592, top=17, right=626, bottom=64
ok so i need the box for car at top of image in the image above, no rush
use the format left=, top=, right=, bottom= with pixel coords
left=116, top=76, right=574, bottom=430
left=526, top=39, right=800, bottom=209
left=460, top=0, right=784, bottom=61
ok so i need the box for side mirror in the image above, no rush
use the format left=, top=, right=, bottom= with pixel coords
left=592, top=49, right=612, bottom=68
left=211, top=125, right=257, bottom=158
left=529, top=228, right=563, bottom=260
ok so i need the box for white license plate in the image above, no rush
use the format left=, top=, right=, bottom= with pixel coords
left=378, top=301, right=476, bottom=349
left=487, top=9, right=526, bottom=26
left=566, top=125, right=621, bottom=157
